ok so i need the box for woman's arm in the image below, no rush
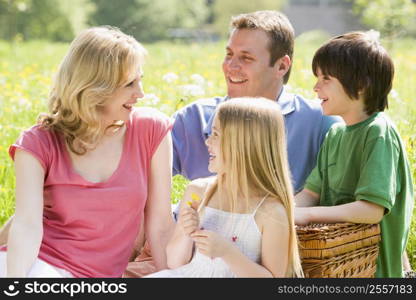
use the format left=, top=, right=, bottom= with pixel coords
left=144, top=134, right=175, bottom=270
left=0, top=215, right=13, bottom=246
left=7, top=149, right=44, bottom=277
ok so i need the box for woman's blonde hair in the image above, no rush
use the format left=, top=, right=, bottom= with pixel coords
left=39, top=26, right=147, bottom=154
left=201, top=97, right=303, bottom=277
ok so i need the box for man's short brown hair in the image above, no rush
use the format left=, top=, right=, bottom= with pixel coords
left=231, top=10, right=294, bottom=84
left=312, top=31, right=394, bottom=115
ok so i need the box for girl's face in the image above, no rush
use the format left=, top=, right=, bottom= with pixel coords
left=100, top=68, right=144, bottom=126
left=205, top=116, right=223, bottom=174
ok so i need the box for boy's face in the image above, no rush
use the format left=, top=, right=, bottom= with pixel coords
left=222, top=28, right=282, bottom=100
left=313, top=68, right=363, bottom=123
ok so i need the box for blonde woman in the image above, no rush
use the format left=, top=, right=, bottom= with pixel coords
left=147, top=98, right=303, bottom=278
left=0, top=26, right=174, bottom=277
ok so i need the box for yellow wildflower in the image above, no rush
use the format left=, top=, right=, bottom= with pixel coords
left=191, top=193, right=200, bottom=201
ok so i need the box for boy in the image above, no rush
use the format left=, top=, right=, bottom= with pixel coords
left=295, top=31, right=414, bottom=278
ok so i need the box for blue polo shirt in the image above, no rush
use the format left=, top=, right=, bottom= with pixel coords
left=171, top=87, right=340, bottom=193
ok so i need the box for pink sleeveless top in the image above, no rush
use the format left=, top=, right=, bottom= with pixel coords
left=8, top=107, right=172, bottom=277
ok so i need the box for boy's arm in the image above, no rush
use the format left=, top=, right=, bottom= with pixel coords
left=295, top=189, right=320, bottom=207
left=295, top=199, right=384, bottom=226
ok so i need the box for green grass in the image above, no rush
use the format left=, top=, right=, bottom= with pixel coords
left=0, top=36, right=415, bottom=269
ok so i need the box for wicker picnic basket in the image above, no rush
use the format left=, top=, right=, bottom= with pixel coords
left=296, top=223, right=381, bottom=278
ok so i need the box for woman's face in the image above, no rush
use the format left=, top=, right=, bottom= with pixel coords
left=205, top=116, right=223, bottom=174
left=100, top=68, right=144, bottom=125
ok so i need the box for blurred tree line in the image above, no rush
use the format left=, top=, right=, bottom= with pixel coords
left=350, top=0, right=416, bottom=47
left=0, top=0, right=286, bottom=42
left=0, top=0, right=415, bottom=43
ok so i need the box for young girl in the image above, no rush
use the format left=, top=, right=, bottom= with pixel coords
left=147, top=97, right=303, bottom=277
left=0, top=26, right=174, bottom=277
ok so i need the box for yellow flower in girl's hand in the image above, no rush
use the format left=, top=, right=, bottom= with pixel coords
left=187, top=193, right=201, bottom=208
left=191, top=193, right=200, bottom=202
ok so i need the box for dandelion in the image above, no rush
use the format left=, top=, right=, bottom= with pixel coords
left=187, top=193, right=201, bottom=207
left=191, top=193, right=200, bottom=202
left=181, top=84, right=205, bottom=97
left=143, top=93, right=160, bottom=105
left=190, top=74, right=205, bottom=86
left=17, top=98, right=32, bottom=109
left=301, top=69, right=310, bottom=77
left=390, top=89, right=402, bottom=103
left=366, top=29, right=381, bottom=43
left=162, top=72, right=179, bottom=84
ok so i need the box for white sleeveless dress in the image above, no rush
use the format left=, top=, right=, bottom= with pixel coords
left=146, top=196, right=267, bottom=278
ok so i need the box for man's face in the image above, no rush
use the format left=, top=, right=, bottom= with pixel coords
left=222, top=28, right=281, bottom=100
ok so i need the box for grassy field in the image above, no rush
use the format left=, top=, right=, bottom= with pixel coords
left=0, top=33, right=415, bottom=268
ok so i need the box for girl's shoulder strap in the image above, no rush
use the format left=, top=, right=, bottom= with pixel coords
left=251, top=193, right=270, bottom=216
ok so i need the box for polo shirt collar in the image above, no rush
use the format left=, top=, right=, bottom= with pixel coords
left=276, top=86, right=296, bottom=115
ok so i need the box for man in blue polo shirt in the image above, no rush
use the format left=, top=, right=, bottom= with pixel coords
left=172, top=10, right=339, bottom=193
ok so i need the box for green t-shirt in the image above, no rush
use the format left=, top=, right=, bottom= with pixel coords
left=305, top=112, right=414, bottom=278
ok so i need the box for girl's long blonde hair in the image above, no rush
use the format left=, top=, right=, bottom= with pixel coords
left=201, top=97, right=303, bottom=277
left=39, top=26, right=147, bottom=155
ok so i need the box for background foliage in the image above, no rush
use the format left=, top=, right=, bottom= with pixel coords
left=351, top=0, right=416, bottom=48
left=1, top=0, right=415, bottom=42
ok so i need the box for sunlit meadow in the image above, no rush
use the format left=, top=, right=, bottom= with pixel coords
left=0, top=34, right=415, bottom=268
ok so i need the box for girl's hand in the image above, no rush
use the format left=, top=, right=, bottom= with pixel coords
left=178, top=203, right=199, bottom=236
left=191, top=230, right=234, bottom=259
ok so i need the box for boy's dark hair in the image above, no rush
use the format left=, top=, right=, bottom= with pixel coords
left=231, top=10, right=294, bottom=84
left=312, top=31, right=394, bottom=115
